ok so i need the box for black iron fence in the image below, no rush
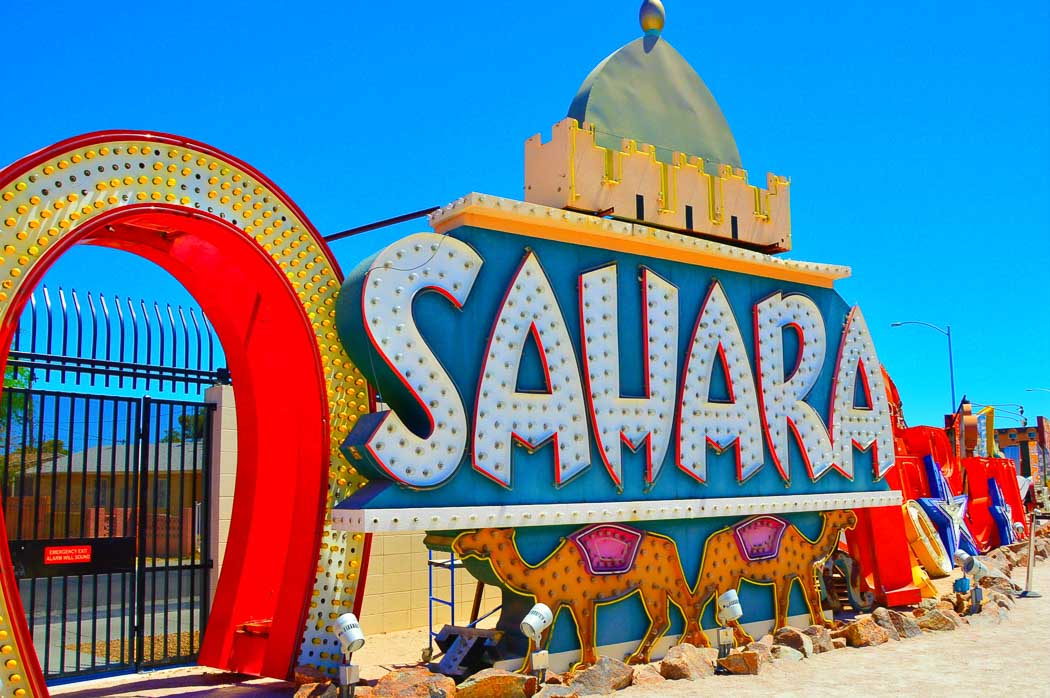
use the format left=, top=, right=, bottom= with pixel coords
left=1, top=388, right=213, bottom=679
left=0, top=284, right=226, bottom=680
left=8, top=284, right=228, bottom=395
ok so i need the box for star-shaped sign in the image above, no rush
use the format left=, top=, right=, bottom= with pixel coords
left=918, top=456, right=979, bottom=560
left=987, top=477, right=1016, bottom=547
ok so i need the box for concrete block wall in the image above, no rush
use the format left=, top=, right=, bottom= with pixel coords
left=356, top=532, right=502, bottom=636
left=205, top=383, right=237, bottom=611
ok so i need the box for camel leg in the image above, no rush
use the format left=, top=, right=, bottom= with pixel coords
left=672, top=580, right=706, bottom=647
left=571, top=601, right=599, bottom=669
left=729, top=619, right=753, bottom=646
left=628, top=592, right=669, bottom=665
left=688, top=589, right=716, bottom=648
left=774, top=580, right=793, bottom=631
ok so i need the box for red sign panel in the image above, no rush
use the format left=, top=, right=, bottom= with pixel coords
left=44, top=545, right=92, bottom=565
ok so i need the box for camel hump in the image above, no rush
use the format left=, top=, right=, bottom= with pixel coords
left=732, top=515, right=789, bottom=562
left=568, top=523, right=645, bottom=575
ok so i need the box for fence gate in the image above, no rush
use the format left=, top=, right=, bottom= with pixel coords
left=1, top=390, right=214, bottom=680
left=0, top=284, right=225, bottom=681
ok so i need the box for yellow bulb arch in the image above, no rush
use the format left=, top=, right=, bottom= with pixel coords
left=0, top=131, right=371, bottom=692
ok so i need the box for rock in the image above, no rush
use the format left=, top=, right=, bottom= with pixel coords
left=294, top=665, right=333, bottom=686
left=458, top=668, right=538, bottom=698
left=758, top=633, right=775, bottom=647
left=987, top=590, right=1016, bottom=610
left=916, top=608, right=964, bottom=632
left=658, top=644, right=716, bottom=680
left=872, top=607, right=922, bottom=639
left=831, top=637, right=847, bottom=650
left=744, top=641, right=773, bottom=664
left=630, top=663, right=666, bottom=686
left=717, top=650, right=765, bottom=675
left=373, top=667, right=456, bottom=698
left=536, top=687, right=580, bottom=698
left=568, top=657, right=633, bottom=695
left=831, top=617, right=890, bottom=647
left=917, top=598, right=940, bottom=611
left=802, top=625, right=834, bottom=654
left=294, top=683, right=337, bottom=698
left=979, top=575, right=1021, bottom=596
left=770, top=645, right=804, bottom=662
left=545, top=672, right=567, bottom=685
left=773, top=627, right=815, bottom=657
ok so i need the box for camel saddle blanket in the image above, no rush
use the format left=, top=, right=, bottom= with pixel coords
left=569, top=523, right=644, bottom=575
left=732, top=515, right=788, bottom=562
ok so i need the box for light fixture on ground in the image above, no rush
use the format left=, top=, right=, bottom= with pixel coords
left=953, top=550, right=985, bottom=613
left=715, top=590, right=743, bottom=659
left=334, top=612, right=365, bottom=698
left=521, top=603, right=554, bottom=680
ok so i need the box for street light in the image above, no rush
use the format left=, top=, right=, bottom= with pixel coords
left=890, top=321, right=956, bottom=411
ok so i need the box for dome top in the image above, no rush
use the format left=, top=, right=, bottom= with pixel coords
left=567, top=30, right=741, bottom=170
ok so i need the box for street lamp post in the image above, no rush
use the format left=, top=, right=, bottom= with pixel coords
left=890, top=320, right=956, bottom=411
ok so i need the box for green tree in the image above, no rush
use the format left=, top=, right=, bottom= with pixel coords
left=161, top=411, right=207, bottom=443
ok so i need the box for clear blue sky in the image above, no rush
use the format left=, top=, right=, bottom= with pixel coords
left=1, top=0, right=1047, bottom=428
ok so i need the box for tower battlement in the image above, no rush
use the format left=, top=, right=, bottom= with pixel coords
left=525, top=118, right=791, bottom=253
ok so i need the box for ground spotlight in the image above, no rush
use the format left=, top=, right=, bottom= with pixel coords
left=333, top=613, right=365, bottom=698
left=715, top=590, right=743, bottom=660
left=521, top=603, right=554, bottom=644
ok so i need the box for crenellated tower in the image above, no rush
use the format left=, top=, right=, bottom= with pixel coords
left=525, top=0, right=791, bottom=252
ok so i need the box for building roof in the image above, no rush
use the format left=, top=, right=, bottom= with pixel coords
left=9, top=440, right=206, bottom=475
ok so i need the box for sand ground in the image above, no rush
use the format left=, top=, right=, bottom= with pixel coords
left=52, top=564, right=1050, bottom=697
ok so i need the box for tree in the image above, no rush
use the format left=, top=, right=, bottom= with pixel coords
left=161, top=411, right=207, bottom=443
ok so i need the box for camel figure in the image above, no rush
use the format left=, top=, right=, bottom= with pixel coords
left=690, top=509, right=857, bottom=647
left=453, top=526, right=704, bottom=668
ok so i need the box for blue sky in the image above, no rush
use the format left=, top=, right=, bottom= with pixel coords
left=1, top=0, right=1047, bottom=428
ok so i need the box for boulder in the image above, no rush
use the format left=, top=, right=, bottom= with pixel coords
left=294, top=665, right=333, bottom=686
left=979, top=575, right=1021, bottom=597
left=770, top=645, right=804, bottom=662
left=658, top=644, right=716, bottom=681
left=869, top=609, right=900, bottom=641
left=717, top=650, right=765, bottom=675
left=773, top=627, right=815, bottom=657
left=831, top=617, right=890, bottom=648
left=630, top=663, right=666, bottom=686
left=568, top=657, right=633, bottom=695
left=458, top=668, right=538, bottom=698
left=801, top=625, right=834, bottom=654
left=744, top=641, right=773, bottom=664
left=373, top=667, right=456, bottom=698
left=916, top=608, right=964, bottom=632
left=987, top=590, right=1016, bottom=610
left=536, top=687, right=580, bottom=698
left=872, top=607, right=921, bottom=639
left=831, top=637, right=847, bottom=650
left=294, top=683, right=337, bottom=698
left=545, top=673, right=567, bottom=685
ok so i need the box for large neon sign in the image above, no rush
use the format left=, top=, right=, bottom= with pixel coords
left=337, top=204, right=893, bottom=509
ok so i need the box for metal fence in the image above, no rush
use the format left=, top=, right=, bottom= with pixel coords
left=2, top=388, right=213, bottom=679
left=1, top=283, right=225, bottom=680
left=8, top=284, right=227, bottom=395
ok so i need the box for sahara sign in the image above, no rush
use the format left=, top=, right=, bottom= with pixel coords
left=336, top=213, right=894, bottom=513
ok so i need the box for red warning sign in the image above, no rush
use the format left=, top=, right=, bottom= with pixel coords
left=44, top=545, right=92, bottom=565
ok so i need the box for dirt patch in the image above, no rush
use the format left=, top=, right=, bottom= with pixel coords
left=66, top=630, right=199, bottom=663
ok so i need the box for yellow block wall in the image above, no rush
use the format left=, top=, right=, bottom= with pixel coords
left=357, top=532, right=502, bottom=635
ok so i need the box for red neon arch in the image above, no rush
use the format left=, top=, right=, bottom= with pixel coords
left=0, top=131, right=352, bottom=691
